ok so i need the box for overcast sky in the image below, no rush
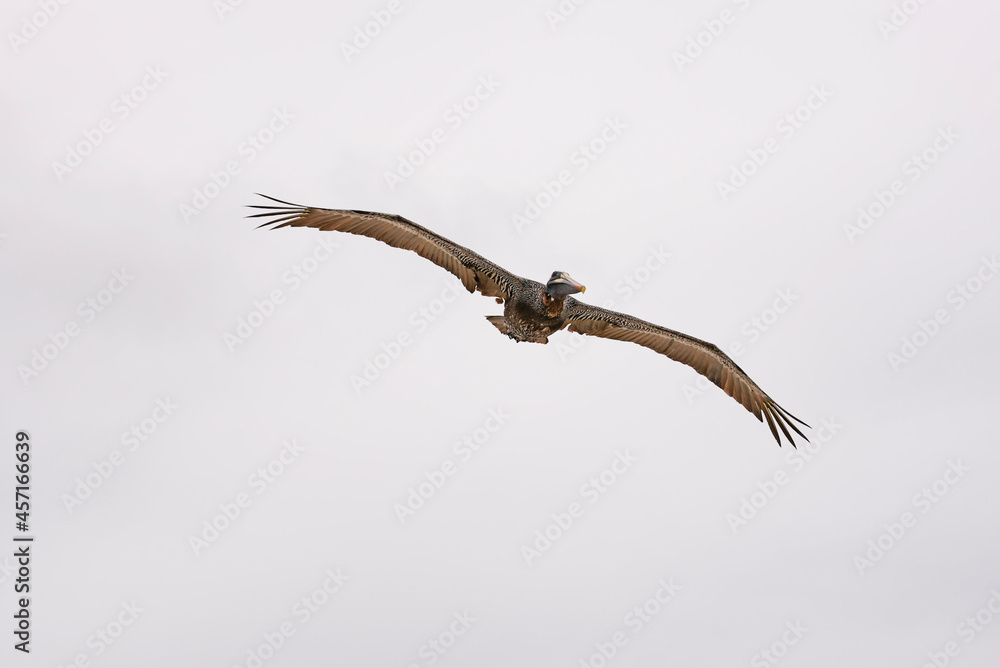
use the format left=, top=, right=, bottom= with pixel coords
left=2, top=1, right=1000, bottom=666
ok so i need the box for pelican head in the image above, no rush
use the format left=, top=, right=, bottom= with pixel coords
left=545, top=271, right=586, bottom=297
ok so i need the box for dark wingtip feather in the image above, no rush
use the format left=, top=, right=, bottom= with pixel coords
left=775, top=403, right=811, bottom=429
left=761, top=406, right=781, bottom=446
left=772, top=408, right=797, bottom=449
left=772, top=403, right=810, bottom=442
left=254, top=213, right=303, bottom=230
left=247, top=194, right=308, bottom=228
left=246, top=193, right=309, bottom=229
left=254, top=193, right=303, bottom=207
left=246, top=208, right=296, bottom=218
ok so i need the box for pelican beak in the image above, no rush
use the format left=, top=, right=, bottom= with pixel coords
left=564, top=275, right=585, bottom=293
left=547, top=271, right=586, bottom=296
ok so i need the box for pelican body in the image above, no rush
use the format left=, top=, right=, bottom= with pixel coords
left=487, top=271, right=586, bottom=344
left=248, top=194, right=810, bottom=447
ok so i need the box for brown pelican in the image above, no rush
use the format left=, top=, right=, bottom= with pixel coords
left=248, top=194, right=809, bottom=447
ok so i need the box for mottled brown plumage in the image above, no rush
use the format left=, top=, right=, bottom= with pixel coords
left=248, top=194, right=809, bottom=447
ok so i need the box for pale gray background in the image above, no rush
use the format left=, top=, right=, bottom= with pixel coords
left=2, top=1, right=999, bottom=666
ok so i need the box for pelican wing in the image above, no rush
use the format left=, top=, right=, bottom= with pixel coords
left=564, top=300, right=809, bottom=447
left=248, top=194, right=524, bottom=300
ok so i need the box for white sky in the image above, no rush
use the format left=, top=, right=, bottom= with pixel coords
left=2, top=1, right=1000, bottom=666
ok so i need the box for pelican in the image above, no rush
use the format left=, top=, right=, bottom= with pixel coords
left=248, top=194, right=809, bottom=446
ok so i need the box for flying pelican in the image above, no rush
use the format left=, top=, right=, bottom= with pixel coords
left=248, top=194, right=809, bottom=447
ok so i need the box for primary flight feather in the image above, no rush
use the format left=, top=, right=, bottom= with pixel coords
left=248, top=194, right=810, bottom=447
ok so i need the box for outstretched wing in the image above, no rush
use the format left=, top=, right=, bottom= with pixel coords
left=248, top=194, right=524, bottom=300
left=564, top=300, right=809, bottom=447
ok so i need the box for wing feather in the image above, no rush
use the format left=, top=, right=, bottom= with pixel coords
left=564, top=300, right=809, bottom=447
left=248, top=194, right=523, bottom=299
